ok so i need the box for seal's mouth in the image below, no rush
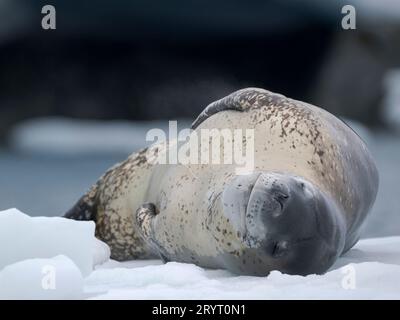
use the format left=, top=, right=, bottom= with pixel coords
left=222, top=171, right=263, bottom=244
left=240, top=172, right=263, bottom=247
left=243, top=172, right=291, bottom=247
left=222, top=171, right=289, bottom=247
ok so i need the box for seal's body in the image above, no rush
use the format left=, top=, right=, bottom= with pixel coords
left=65, top=88, right=379, bottom=276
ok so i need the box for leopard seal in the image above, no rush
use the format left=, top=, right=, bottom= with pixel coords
left=64, top=88, right=379, bottom=276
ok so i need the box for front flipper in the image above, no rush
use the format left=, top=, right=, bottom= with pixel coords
left=136, top=203, right=157, bottom=240
left=191, top=87, right=284, bottom=129
left=135, top=203, right=170, bottom=262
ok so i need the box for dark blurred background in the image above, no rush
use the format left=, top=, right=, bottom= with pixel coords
left=0, top=0, right=399, bottom=238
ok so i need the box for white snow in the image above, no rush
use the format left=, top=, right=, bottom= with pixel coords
left=0, top=208, right=110, bottom=276
left=0, top=255, right=84, bottom=300
left=1, top=208, right=399, bottom=299
left=92, top=237, right=111, bottom=267
left=86, top=237, right=400, bottom=299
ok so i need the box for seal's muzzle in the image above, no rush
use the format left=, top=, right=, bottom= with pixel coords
left=222, top=172, right=346, bottom=275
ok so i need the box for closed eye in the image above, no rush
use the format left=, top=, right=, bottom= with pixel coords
left=274, top=193, right=288, bottom=210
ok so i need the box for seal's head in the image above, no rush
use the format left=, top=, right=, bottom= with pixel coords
left=221, top=172, right=346, bottom=276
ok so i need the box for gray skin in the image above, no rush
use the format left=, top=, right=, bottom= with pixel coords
left=65, top=88, right=379, bottom=276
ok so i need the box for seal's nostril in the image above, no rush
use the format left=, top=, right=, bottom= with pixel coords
left=271, top=240, right=289, bottom=258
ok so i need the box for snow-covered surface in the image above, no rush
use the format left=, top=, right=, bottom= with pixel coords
left=0, top=208, right=109, bottom=276
left=92, top=238, right=112, bottom=267
left=86, top=237, right=400, bottom=300
left=0, top=255, right=84, bottom=300
left=0, top=208, right=399, bottom=299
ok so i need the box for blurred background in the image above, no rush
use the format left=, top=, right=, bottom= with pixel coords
left=0, top=0, right=399, bottom=238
